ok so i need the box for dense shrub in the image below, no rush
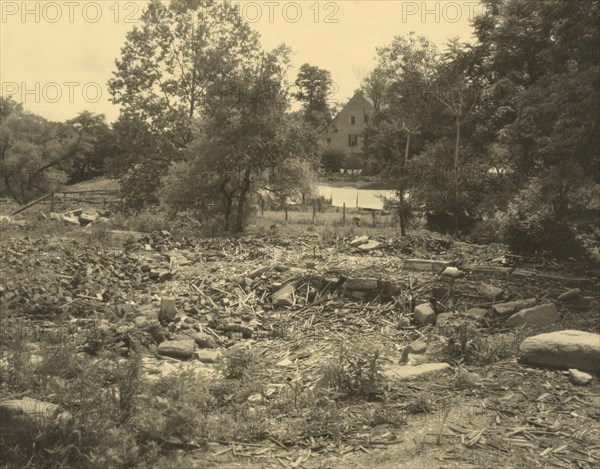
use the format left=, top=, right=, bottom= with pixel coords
left=501, top=181, right=585, bottom=259
left=468, top=219, right=504, bottom=245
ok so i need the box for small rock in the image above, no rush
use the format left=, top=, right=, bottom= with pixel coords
left=399, top=316, right=411, bottom=328
left=506, top=303, right=560, bottom=328
left=350, top=235, right=369, bottom=247
left=159, top=297, right=178, bottom=323
left=134, top=316, right=149, bottom=328
left=400, top=340, right=427, bottom=363
left=414, top=303, right=436, bottom=325
left=436, top=312, right=454, bottom=327
left=225, top=323, right=253, bottom=338
left=247, top=393, right=263, bottom=403
left=519, top=330, right=600, bottom=373
left=441, top=267, right=464, bottom=279
left=558, top=289, right=581, bottom=302
left=569, top=369, right=593, bottom=385
left=276, top=357, right=294, bottom=367
left=193, top=333, right=217, bottom=349
left=464, top=308, right=488, bottom=320
left=358, top=240, right=383, bottom=251
left=272, top=284, right=295, bottom=307
left=477, top=283, right=504, bottom=301
left=195, top=350, right=222, bottom=364
left=158, top=271, right=173, bottom=282
left=158, top=340, right=195, bottom=360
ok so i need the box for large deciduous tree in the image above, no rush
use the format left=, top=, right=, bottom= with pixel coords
left=0, top=97, right=92, bottom=203
left=294, top=63, right=334, bottom=129
left=109, top=0, right=259, bottom=149
left=162, top=46, right=318, bottom=232
left=365, top=33, right=441, bottom=235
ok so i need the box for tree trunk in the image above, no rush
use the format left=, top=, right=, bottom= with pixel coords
left=224, top=194, right=233, bottom=231
left=453, top=115, right=461, bottom=234
left=399, top=133, right=411, bottom=236
left=234, top=171, right=251, bottom=233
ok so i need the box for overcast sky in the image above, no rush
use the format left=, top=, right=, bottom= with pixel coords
left=1, top=1, right=482, bottom=123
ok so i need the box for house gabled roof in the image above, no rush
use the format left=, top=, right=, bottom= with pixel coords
left=318, top=90, right=375, bottom=135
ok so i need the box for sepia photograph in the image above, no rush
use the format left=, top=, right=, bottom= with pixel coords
left=0, top=1, right=599, bottom=467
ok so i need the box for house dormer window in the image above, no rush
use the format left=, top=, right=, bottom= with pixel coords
left=351, top=116, right=356, bottom=125
left=364, top=113, right=368, bottom=123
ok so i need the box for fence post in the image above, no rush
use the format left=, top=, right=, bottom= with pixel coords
left=50, top=192, right=55, bottom=212
left=343, top=202, right=346, bottom=224
left=372, top=210, right=376, bottom=227
left=285, top=206, right=288, bottom=222
left=312, top=200, right=316, bottom=224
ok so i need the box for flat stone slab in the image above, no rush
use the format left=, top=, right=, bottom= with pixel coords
left=569, top=369, right=593, bottom=385
left=506, top=303, right=560, bottom=328
left=195, top=350, right=222, bottom=364
left=158, top=340, right=195, bottom=360
left=383, top=363, right=451, bottom=381
left=491, top=298, right=537, bottom=317
left=345, top=278, right=379, bottom=291
left=404, top=259, right=452, bottom=272
left=519, top=330, right=600, bottom=373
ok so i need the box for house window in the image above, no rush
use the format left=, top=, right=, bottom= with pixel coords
left=327, top=138, right=331, bottom=144
left=332, top=125, right=338, bottom=133
left=350, top=116, right=356, bottom=125
left=348, top=134, right=358, bottom=147
left=364, top=113, right=369, bottom=123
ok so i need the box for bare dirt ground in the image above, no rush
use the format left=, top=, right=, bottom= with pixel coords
left=1, top=211, right=599, bottom=468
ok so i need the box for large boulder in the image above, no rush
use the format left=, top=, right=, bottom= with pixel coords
left=519, top=330, right=600, bottom=373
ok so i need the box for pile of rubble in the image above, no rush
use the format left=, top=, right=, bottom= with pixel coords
left=48, top=208, right=111, bottom=227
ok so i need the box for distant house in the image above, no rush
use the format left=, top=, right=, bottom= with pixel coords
left=319, top=91, right=375, bottom=174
